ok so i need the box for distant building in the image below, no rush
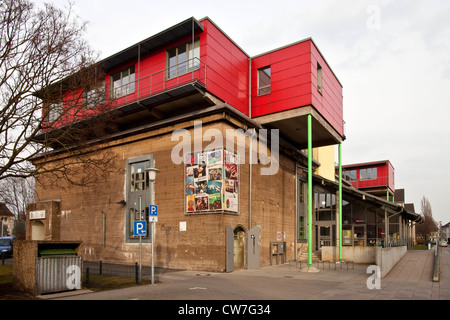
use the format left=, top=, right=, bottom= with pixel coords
left=0, top=203, right=14, bottom=237
left=340, top=160, right=395, bottom=201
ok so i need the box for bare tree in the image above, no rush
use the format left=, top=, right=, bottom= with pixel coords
left=415, top=196, right=438, bottom=242
left=0, top=177, right=34, bottom=238
left=0, top=0, right=118, bottom=186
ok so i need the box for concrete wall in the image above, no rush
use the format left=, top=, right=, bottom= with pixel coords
left=375, top=245, right=407, bottom=278
left=322, top=246, right=376, bottom=263
left=32, top=112, right=307, bottom=272
left=322, top=245, right=407, bottom=278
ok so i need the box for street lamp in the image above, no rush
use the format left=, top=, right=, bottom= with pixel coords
left=145, top=166, right=159, bottom=284
left=146, top=167, right=160, bottom=183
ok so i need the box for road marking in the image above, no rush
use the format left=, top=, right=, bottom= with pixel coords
left=189, top=287, right=207, bottom=290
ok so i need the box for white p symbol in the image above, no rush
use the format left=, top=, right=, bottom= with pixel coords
left=366, top=265, right=381, bottom=290
left=136, top=222, right=144, bottom=235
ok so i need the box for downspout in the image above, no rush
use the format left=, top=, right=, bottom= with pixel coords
left=137, top=44, right=141, bottom=101
left=338, top=144, right=343, bottom=261
left=307, top=114, right=313, bottom=267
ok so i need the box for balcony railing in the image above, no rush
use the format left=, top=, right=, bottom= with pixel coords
left=41, top=58, right=207, bottom=131
left=343, top=175, right=392, bottom=190
left=109, top=57, right=207, bottom=108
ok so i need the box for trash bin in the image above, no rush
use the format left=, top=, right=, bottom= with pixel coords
left=13, top=240, right=82, bottom=296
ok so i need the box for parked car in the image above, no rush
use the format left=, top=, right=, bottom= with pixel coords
left=0, top=236, right=15, bottom=257
left=440, top=240, right=448, bottom=247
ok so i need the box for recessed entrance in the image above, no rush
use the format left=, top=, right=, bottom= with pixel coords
left=233, top=226, right=245, bottom=270
left=31, top=220, right=45, bottom=240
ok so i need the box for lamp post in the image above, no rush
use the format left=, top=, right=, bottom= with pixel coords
left=145, top=167, right=159, bottom=284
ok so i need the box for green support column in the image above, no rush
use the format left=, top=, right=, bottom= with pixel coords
left=307, top=114, right=313, bottom=267
left=338, top=144, right=343, bottom=261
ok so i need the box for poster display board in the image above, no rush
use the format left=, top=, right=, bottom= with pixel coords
left=185, top=149, right=239, bottom=214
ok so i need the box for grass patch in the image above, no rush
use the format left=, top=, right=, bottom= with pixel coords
left=0, top=264, right=153, bottom=299
left=83, top=274, right=153, bottom=292
left=413, top=244, right=428, bottom=250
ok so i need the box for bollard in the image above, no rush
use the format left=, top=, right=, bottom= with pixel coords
left=85, top=267, right=90, bottom=288
left=99, top=260, right=102, bottom=275
left=135, top=262, right=138, bottom=284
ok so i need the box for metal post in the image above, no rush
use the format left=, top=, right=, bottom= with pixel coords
left=307, top=114, right=313, bottom=267
left=139, top=196, right=142, bottom=284
left=338, top=144, right=343, bottom=261
left=151, top=221, right=155, bottom=284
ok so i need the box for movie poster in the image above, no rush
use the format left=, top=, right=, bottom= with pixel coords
left=185, top=149, right=239, bottom=214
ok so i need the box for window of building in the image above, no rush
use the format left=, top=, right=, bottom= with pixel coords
left=343, top=169, right=357, bottom=181
left=317, top=63, right=323, bottom=94
left=126, top=156, right=153, bottom=241
left=314, top=190, right=336, bottom=221
left=85, top=80, right=105, bottom=109
left=167, top=38, right=200, bottom=79
left=297, top=178, right=306, bottom=240
left=111, top=66, right=135, bottom=98
left=257, top=66, right=271, bottom=96
left=360, top=167, right=377, bottom=180
left=47, top=101, right=63, bottom=122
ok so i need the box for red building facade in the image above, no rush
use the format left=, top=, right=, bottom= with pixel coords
left=40, top=17, right=344, bottom=147
left=340, top=160, right=395, bottom=200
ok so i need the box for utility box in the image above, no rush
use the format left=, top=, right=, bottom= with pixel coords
left=270, top=242, right=286, bottom=265
left=13, top=240, right=82, bottom=296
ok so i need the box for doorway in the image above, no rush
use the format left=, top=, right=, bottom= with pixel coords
left=353, top=225, right=366, bottom=246
left=233, top=226, right=245, bottom=270
left=315, top=224, right=335, bottom=250
left=31, top=220, right=45, bottom=240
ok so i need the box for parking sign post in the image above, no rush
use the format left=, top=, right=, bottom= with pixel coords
left=149, top=204, right=158, bottom=284
left=134, top=197, right=147, bottom=283
left=145, top=167, right=159, bottom=285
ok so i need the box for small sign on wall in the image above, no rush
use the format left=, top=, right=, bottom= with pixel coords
left=180, top=221, right=186, bottom=231
left=30, top=210, right=46, bottom=220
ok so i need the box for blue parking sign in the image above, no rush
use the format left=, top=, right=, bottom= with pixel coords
left=149, top=205, right=158, bottom=216
left=134, top=221, right=147, bottom=236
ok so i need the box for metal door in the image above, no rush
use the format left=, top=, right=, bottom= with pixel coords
left=247, top=226, right=260, bottom=269
left=226, top=226, right=234, bottom=272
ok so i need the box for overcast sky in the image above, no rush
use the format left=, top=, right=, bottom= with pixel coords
left=48, top=0, right=449, bottom=224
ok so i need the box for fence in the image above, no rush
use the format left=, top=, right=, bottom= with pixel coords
left=36, top=256, right=82, bottom=295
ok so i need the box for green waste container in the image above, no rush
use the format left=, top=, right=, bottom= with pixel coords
left=39, top=248, right=77, bottom=256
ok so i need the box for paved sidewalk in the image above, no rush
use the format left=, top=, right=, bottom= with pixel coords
left=41, top=247, right=450, bottom=300
left=307, top=247, right=450, bottom=300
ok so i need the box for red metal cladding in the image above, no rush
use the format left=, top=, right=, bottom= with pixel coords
left=342, top=161, right=395, bottom=192
left=42, top=17, right=343, bottom=138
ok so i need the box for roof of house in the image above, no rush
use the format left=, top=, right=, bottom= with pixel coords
left=0, top=203, right=13, bottom=217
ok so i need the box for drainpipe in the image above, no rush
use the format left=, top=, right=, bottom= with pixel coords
left=307, top=114, right=313, bottom=267
left=294, top=160, right=301, bottom=261
left=338, top=144, right=343, bottom=261
left=249, top=128, right=255, bottom=230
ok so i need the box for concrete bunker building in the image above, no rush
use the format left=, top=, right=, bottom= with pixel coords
left=27, top=17, right=421, bottom=272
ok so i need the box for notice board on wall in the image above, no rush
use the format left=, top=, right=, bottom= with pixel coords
left=185, top=149, right=239, bottom=214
